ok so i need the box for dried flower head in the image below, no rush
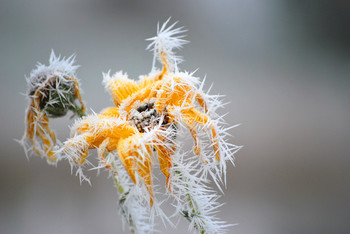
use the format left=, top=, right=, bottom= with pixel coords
left=60, top=19, right=240, bottom=233
left=20, top=51, right=85, bottom=163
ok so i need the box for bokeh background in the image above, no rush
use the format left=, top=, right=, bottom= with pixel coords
left=1, top=0, right=350, bottom=233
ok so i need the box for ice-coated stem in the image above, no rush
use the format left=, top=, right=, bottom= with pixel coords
left=174, top=167, right=206, bottom=233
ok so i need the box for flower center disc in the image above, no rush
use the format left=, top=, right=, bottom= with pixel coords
left=129, top=101, right=173, bottom=133
left=129, top=101, right=160, bottom=133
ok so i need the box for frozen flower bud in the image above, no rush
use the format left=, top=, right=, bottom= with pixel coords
left=27, top=51, right=85, bottom=118
left=20, top=51, right=85, bottom=163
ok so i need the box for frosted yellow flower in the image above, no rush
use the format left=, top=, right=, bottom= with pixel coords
left=64, top=27, right=217, bottom=194
left=61, top=19, right=239, bottom=233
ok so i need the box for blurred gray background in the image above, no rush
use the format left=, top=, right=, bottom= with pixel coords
left=1, top=0, right=350, bottom=233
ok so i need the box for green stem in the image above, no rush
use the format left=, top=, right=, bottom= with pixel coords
left=175, top=167, right=205, bottom=233
left=109, top=158, right=135, bottom=233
